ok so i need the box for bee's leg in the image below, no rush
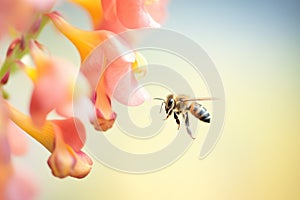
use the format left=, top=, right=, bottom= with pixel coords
left=184, top=113, right=195, bottom=139
left=174, top=112, right=180, bottom=129
left=164, top=110, right=172, bottom=120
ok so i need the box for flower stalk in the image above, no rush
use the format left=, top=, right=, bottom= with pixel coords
left=0, top=14, right=49, bottom=81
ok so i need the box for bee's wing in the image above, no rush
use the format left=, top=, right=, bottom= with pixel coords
left=183, top=113, right=195, bottom=139
left=181, top=98, right=217, bottom=102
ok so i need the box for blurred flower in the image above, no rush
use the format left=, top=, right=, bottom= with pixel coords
left=4, top=168, right=39, bottom=200
left=8, top=103, right=93, bottom=179
left=0, top=0, right=56, bottom=39
left=24, top=0, right=56, bottom=11
left=47, top=12, right=149, bottom=131
left=0, top=97, right=38, bottom=199
left=70, top=0, right=169, bottom=32
left=23, top=40, right=89, bottom=127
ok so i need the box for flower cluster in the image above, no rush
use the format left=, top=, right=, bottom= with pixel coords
left=0, top=0, right=168, bottom=197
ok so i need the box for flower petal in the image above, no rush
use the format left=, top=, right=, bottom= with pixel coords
left=7, top=121, right=28, bottom=156
left=9, top=104, right=87, bottom=156
left=8, top=103, right=92, bottom=178
left=0, top=133, right=11, bottom=166
left=100, top=0, right=127, bottom=32
left=92, top=109, right=116, bottom=131
left=29, top=40, right=76, bottom=126
left=101, top=0, right=117, bottom=22
left=47, top=12, right=113, bottom=61
left=47, top=122, right=92, bottom=178
left=29, top=72, right=67, bottom=126
left=80, top=34, right=136, bottom=121
left=80, top=34, right=135, bottom=90
left=0, top=0, right=34, bottom=36
left=115, top=0, right=160, bottom=29
left=5, top=167, right=39, bottom=200
left=132, top=52, right=148, bottom=80
left=94, top=77, right=113, bottom=119
left=51, top=118, right=86, bottom=151
left=0, top=97, right=9, bottom=134
left=25, top=0, right=56, bottom=11
left=104, top=59, right=150, bottom=106
left=144, top=0, right=169, bottom=23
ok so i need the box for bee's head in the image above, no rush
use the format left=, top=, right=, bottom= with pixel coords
left=165, top=94, right=175, bottom=114
left=154, top=94, right=176, bottom=114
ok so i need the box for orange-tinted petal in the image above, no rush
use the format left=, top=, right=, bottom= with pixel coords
left=69, top=0, right=104, bottom=29
left=0, top=97, right=9, bottom=134
left=94, top=76, right=113, bottom=119
left=8, top=104, right=55, bottom=152
left=47, top=121, right=92, bottom=178
left=47, top=12, right=113, bottom=61
left=8, top=103, right=92, bottom=179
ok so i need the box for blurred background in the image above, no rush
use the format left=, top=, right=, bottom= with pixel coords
left=3, top=0, right=300, bottom=199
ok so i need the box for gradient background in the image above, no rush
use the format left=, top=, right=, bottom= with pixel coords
left=3, top=0, right=300, bottom=199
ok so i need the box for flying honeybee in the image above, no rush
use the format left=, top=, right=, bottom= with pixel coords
left=154, top=94, right=213, bottom=139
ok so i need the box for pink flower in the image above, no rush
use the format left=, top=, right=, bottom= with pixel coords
left=24, top=0, right=56, bottom=11
left=47, top=118, right=93, bottom=178
left=8, top=103, right=93, bottom=179
left=70, top=0, right=169, bottom=32
left=48, top=12, right=149, bottom=131
left=0, top=0, right=56, bottom=39
left=4, top=168, right=39, bottom=200
left=25, top=40, right=86, bottom=127
left=83, top=43, right=149, bottom=131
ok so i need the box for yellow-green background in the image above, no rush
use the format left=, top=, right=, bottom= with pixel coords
left=3, top=0, right=300, bottom=199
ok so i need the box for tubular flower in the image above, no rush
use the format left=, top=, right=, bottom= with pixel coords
left=26, top=40, right=86, bottom=127
left=8, top=103, right=93, bottom=179
left=47, top=11, right=113, bottom=62
left=70, top=0, right=169, bottom=32
left=48, top=12, right=149, bottom=131
left=0, top=98, right=38, bottom=199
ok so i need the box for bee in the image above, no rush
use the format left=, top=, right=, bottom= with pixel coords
left=154, top=94, right=212, bottom=139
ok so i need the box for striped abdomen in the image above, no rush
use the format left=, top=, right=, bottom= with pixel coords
left=189, top=102, right=210, bottom=123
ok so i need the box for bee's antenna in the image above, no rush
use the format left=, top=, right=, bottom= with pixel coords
left=182, top=97, right=218, bottom=102
left=153, top=98, right=165, bottom=113
left=153, top=98, right=165, bottom=101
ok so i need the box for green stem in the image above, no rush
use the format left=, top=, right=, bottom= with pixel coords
left=0, top=14, right=49, bottom=81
